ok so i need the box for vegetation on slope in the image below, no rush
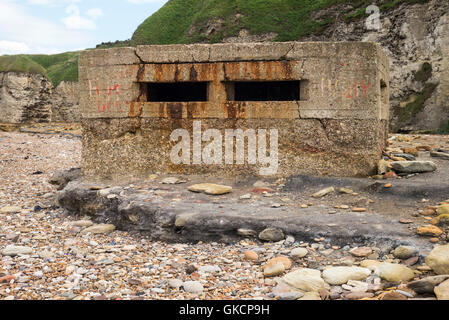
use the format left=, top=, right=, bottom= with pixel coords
left=0, top=52, right=80, bottom=87
left=0, top=55, right=46, bottom=76
left=131, top=0, right=430, bottom=45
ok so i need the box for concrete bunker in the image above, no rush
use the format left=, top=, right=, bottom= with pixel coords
left=79, top=42, right=390, bottom=180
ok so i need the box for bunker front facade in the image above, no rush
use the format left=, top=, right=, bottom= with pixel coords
left=79, top=42, right=390, bottom=180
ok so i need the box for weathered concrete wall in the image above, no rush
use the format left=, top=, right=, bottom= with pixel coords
left=79, top=42, right=389, bottom=180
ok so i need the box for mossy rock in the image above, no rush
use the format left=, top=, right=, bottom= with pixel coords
left=414, top=62, right=432, bottom=83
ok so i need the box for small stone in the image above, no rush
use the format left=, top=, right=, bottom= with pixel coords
left=265, top=256, right=292, bottom=270
left=271, top=283, right=292, bottom=296
left=0, top=206, right=21, bottom=214
left=278, top=291, right=303, bottom=300
left=384, top=171, right=397, bottom=179
left=312, top=187, right=335, bottom=198
left=421, top=208, right=436, bottom=216
left=403, top=256, right=419, bottom=266
left=239, top=194, right=252, bottom=200
left=391, top=161, right=437, bottom=174
left=403, top=148, right=419, bottom=156
left=430, top=150, right=449, bottom=160
left=380, top=291, right=408, bottom=300
left=416, top=225, right=443, bottom=237
left=339, top=187, right=354, bottom=194
left=168, top=279, right=183, bottom=289
left=425, top=244, right=449, bottom=275
left=392, top=153, right=416, bottom=161
left=322, top=266, right=371, bottom=285
left=1, top=245, right=33, bottom=256
left=349, top=247, right=372, bottom=257
left=344, top=292, right=374, bottom=300
left=263, top=262, right=285, bottom=277
left=80, top=224, right=115, bottom=235
left=392, top=246, right=417, bottom=260
left=237, top=228, right=257, bottom=237
left=161, top=177, right=185, bottom=184
left=70, top=220, right=94, bottom=228
left=285, top=236, right=295, bottom=245
left=65, top=265, right=75, bottom=275
left=408, top=275, right=449, bottom=293
left=198, top=265, right=221, bottom=273
left=282, top=268, right=329, bottom=292
left=434, top=279, right=449, bottom=300
left=188, top=183, right=232, bottom=195
left=183, top=281, right=204, bottom=294
left=244, top=250, right=259, bottom=261
left=352, top=208, right=367, bottom=213
left=290, top=248, right=308, bottom=258
left=375, top=263, right=415, bottom=283
left=258, top=228, right=284, bottom=242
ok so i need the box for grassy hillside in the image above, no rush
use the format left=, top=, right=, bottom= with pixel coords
left=0, top=51, right=80, bottom=87
left=131, top=0, right=429, bottom=45
left=0, top=55, right=47, bottom=76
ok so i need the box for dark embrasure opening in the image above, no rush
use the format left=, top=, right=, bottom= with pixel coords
left=227, top=81, right=300, bottom=101
left=147, top=82, right=209, bottom=102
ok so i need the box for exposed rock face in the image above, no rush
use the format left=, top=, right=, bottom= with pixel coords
left=224, top=1, right=449, bottom=132
left=302, top=0, right=449, bottom=132
left=0, top=72, right=80, bottom=124
left=51, top=81, right=80, bottom=122
left=0, top=72, right=52, bottom=123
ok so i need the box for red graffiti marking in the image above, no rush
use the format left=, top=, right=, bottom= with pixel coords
left=344, top=81, right=371, bottom=99
left=88, top=82, right=123, bottom=113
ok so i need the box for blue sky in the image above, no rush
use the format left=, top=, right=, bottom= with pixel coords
left=0, top=0, right=169, bottom=55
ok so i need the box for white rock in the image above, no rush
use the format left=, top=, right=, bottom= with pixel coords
left=198, top=265, right=221, bottom=273
left=80, top=224, right=115, bottom=235
left=168, top=279, right=183, bottom=289
left=290, top=248, right=308, bottom=258
left=322, top=266, right=371, bottom=285
left=263, top=262, right=285, bottom=277
left=183, top=281, right=204, bottom=294
left=70, top=220, right=94, bottom=228
left=0, top=206, right=21, bottom=214
left=426, top=244, right=449, bottom=275
left=282, top=268, right=329, bottom=292
left=1, top=245, right=33, bottom=256
left=375, top=263, right=415, bottom=283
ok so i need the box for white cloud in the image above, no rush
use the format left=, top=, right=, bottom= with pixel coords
left=0, top=0, right=93, bottom=54
left=28, top=0, right=53, bottom=4
left=61, top=4, right=96, bottom=30
left=87, top=8, right=104, bottom=19
left=0, top=40, right=30, bottom=54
